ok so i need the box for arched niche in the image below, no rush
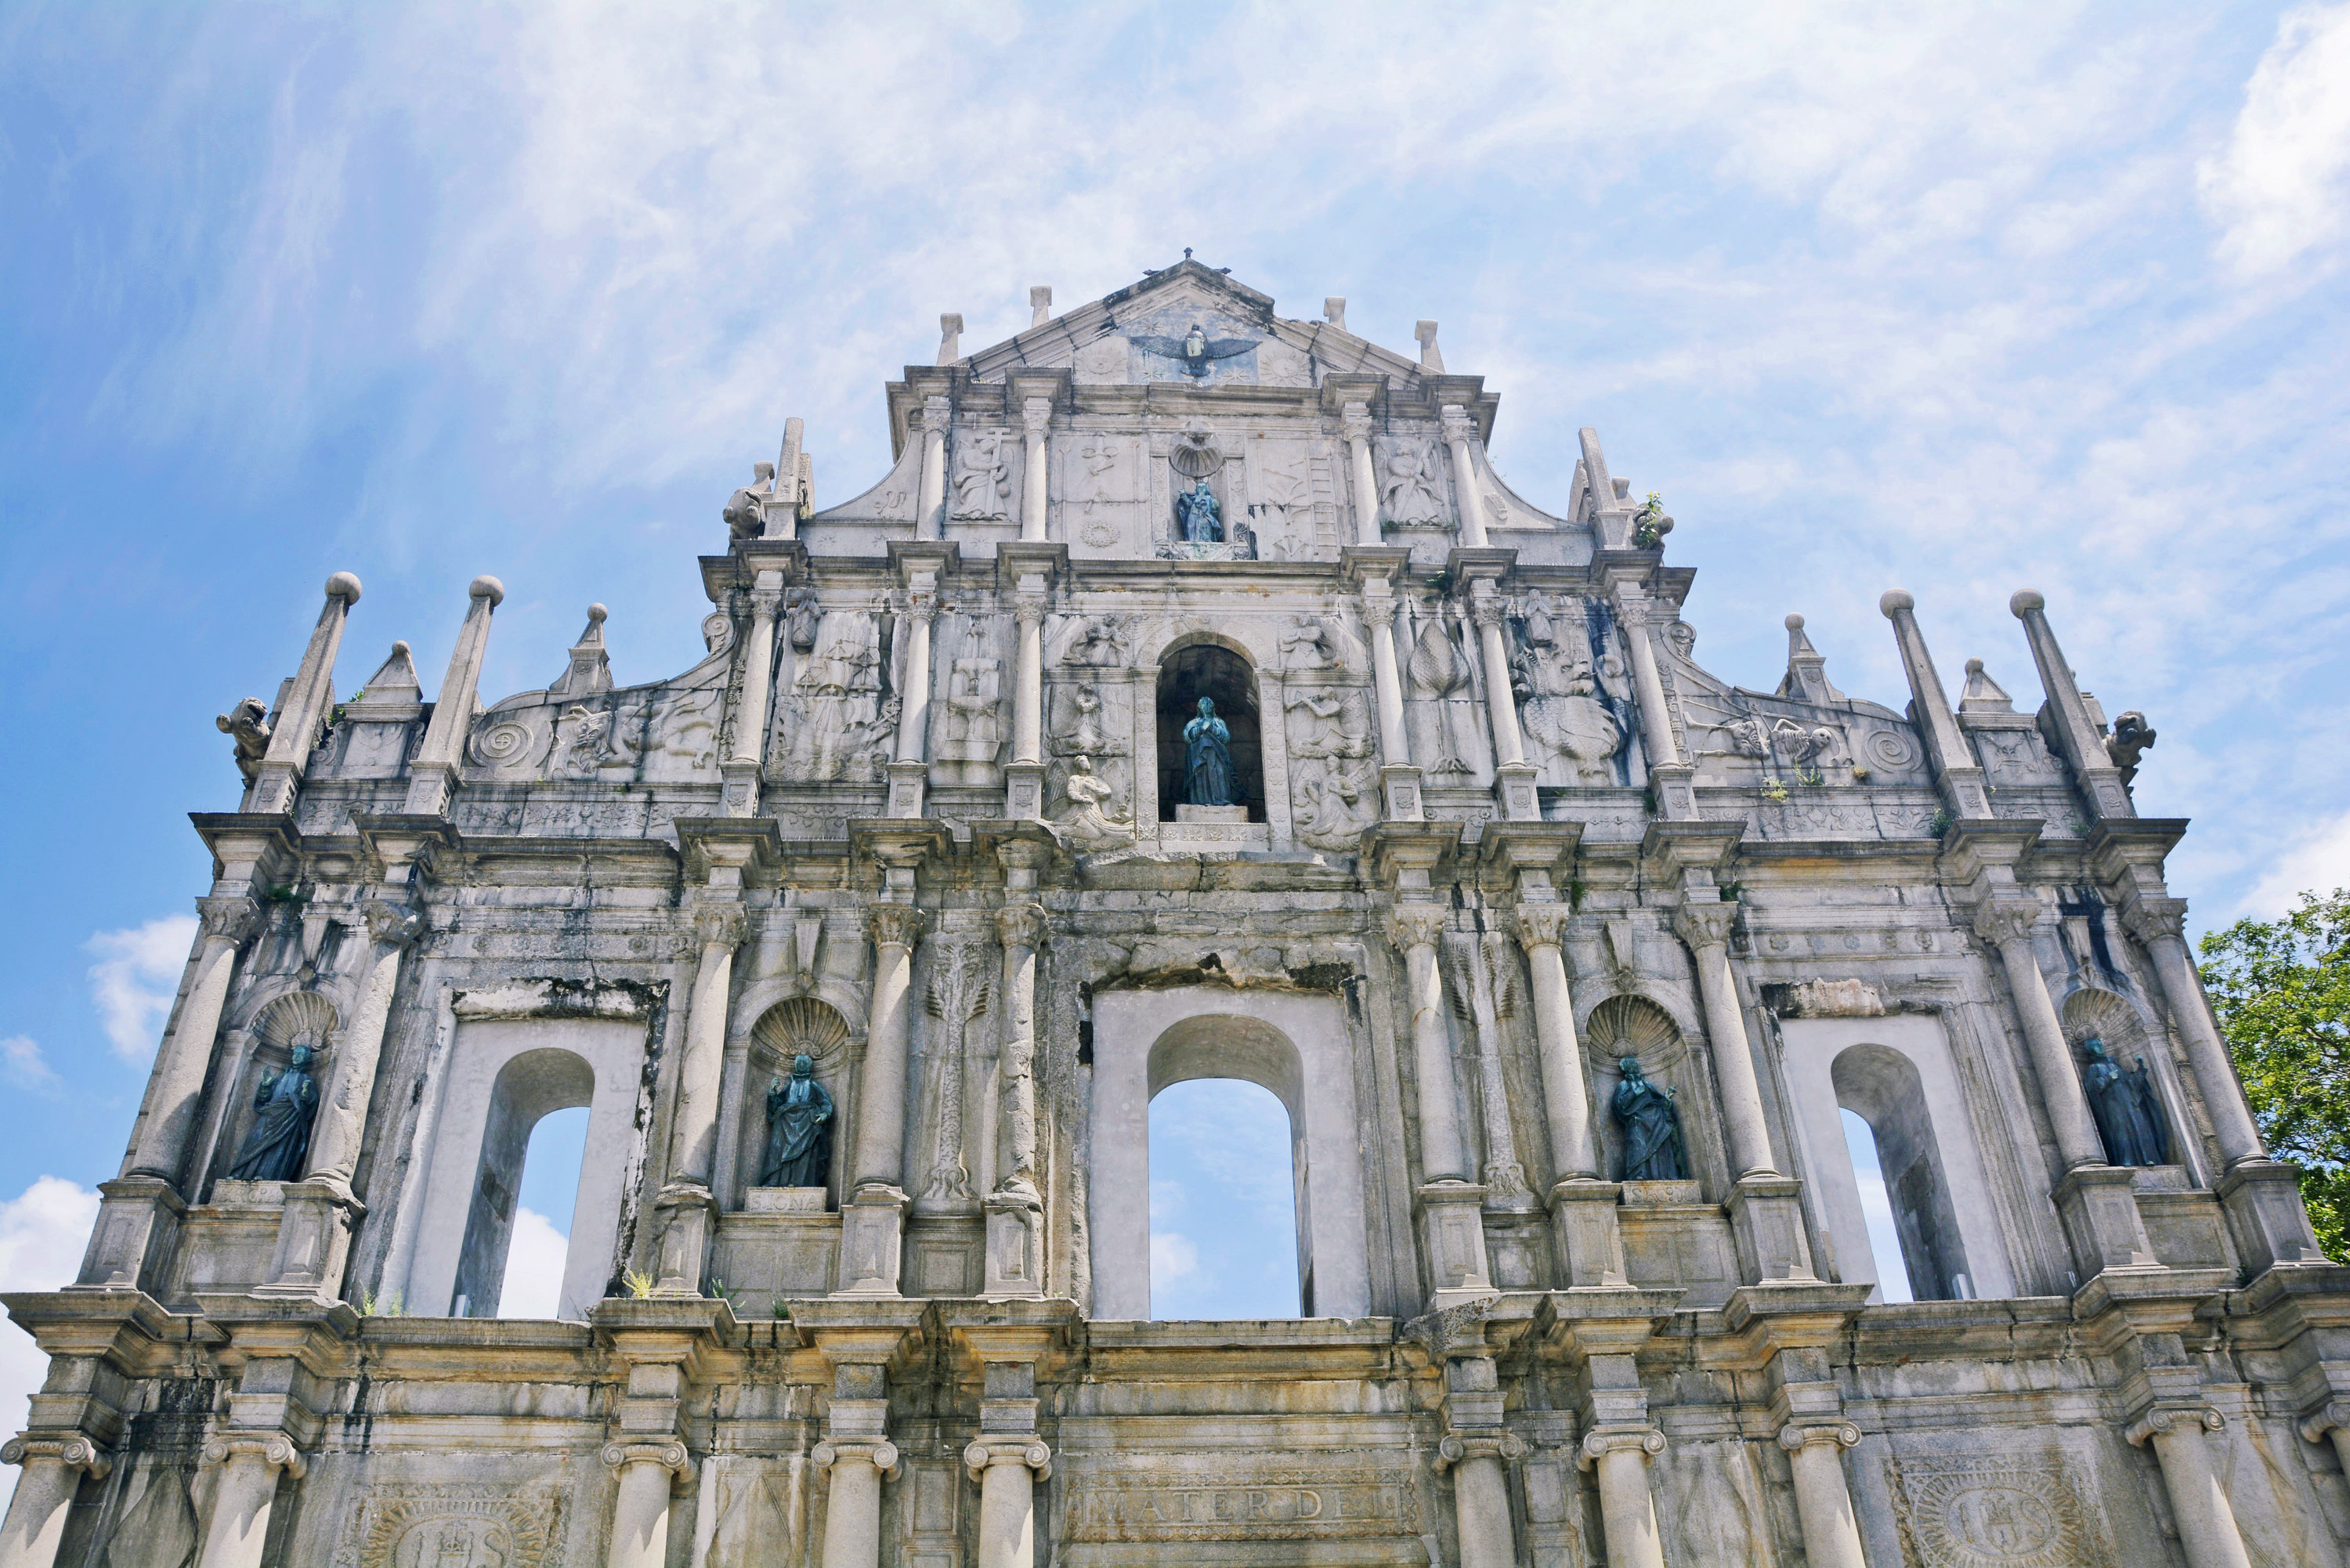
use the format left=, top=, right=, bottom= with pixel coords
left=208, top=988, right=339, bottom=1192
left=734, top=996, right=854, bottom=1207
left=1155, top=640, right=1264, bottom=821
left=1090, top=987, right=1369, bottom=1319
left=1832, top=1043, right=1970, bottom=1301
left=2062, top=985, right=2195, bottom=1180
left=1581, top=994, right=1727, bottom=1198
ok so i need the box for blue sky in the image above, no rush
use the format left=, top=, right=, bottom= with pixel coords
left=2, top=0, right=2348, bottom=1432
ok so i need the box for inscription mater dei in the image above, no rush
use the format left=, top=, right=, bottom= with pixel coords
left=1065, top=1468, right=1420, bottom=1541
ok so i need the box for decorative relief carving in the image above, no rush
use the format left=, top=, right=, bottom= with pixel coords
left=935, top=623, right=1004, bottom=787
left=333, top=1481, right=569, bottom=1568
left=1285, top=680, right=1376, bottom=853
left=1375, top=435, right=1448, bottom=526
left=1062, top=1467, right=1421, bottom=1541
left=950, top=431, right=1012, bottom=520
left=1886, top=1455, right=2099, bottom=1568
left=919, top=940, right=989, bottom=1211
left=1408, top=609, right=1479, bottom=777
left=783, top=612, right=895, bottom=782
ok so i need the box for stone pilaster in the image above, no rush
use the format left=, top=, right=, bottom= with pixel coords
left=721, top=569, right=784, bottom=817
left=1020, top=397, right=1050, bottom=542
left=590, top=1299, right=726, bottom=1568
left=0, top=1433, right=109, bottom=1568
left=887, top=568, right=939, bottom=820
left=1466, top=579, right=1537, bottom=822
left=1611, top=584, right=1695, bottom=821
left=1542, top=1290, right=1679, bottom=1568
left=916, top=394, right=950, bottom=540
left=839, top=900, right=924, bottom=1297
left=2124, top=1407, right=2251, bottom=1568
left=1441, top=404, right=1488, bottom=549
left=1343, top=401, right=1381, bottom=547
left=1007, top=587, right=1047, bottom=820
left=987, top=898, right=1048, bottom=1296
left=194, top=1430, right=305, bottom=1568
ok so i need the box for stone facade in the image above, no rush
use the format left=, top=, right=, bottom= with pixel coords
left=6, top=259, right=2348, bottom=1568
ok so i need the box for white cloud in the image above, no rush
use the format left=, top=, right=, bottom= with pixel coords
left=1150, top=1231, right=1198, bottom=1292
left=2238, top=808, right=2350, bottom=919
left=495, top=1205, right=569, bottom=1320
left=84, top=915, right=198, bottom=1061
left=0, top=1178, right=103, bottom=1512
left=0, top=1039, right=60, bottom=1097
left=2200, top=3, right=2350, bottom=276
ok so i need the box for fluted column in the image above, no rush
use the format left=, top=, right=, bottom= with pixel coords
left=1975, top=901, right=2104, bottom=1169
left=1671, top=901, right=1776, bottom=1178
left=1434, top=1433, right=1524, bottom=1568
left=916, top=395, right=950, bottom=540
left=602, top=1440, right=692, bottom=1568
left=1580, top=1428, right=1667, bottom=1568
left=1441, top=405, right=1488, bottom=548
left=2122, top=898, right=2263, bottom=1165
left=840, top=902, right=923, bottom=1295
left=126, top=898, right=258, bottom=1183
left=194, top=1433, right=303, bottom=1568
left=723, top=573, right=783, bottom=816
left=1389, top=907, right=1468, bottom=1180
left=0, top=1436, right=107, bottom=1568
left=985, top=902, right=1047, bottom=1295
left=1343, top=402, right=1381, bottom=546
left=247, top=571, right=361, bottom=815
left=965, top=1437, right=1052, bottom=1568
left=1778, top=1422, right=1866, bottom=1568
left=1021, top=398, right=1050, bottom=542
left=1513, top=905, right=1594, bottom=1178
left=2127, top=1407, right=2251, bottom=1568
left=403, top=575, right=504, bottom=817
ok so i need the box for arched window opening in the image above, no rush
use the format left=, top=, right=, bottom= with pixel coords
left=1831, top=1045, right=1971, bottom=1302
left=1839, top=1108, right=1914, bottom=1305
left=1155, top=643, right=1264, bottom=821
left=497, top=1105, right=588, bottom=1318
left=454, top=1048, right=595, bottom=1319
left=1148, top=1078, right=1301, bottom=1319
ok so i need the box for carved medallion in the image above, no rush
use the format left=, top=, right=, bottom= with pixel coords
left=1889, top=1457, right=2099, bottom=1568
left=334, top=1481, right=568, bottom=1568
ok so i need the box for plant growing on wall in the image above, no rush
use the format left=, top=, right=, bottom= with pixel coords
left=2203, top=888, right=2350, bottom=1257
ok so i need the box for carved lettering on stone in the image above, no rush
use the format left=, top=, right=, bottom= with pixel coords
left=1063, top=1468, right=1422, bottom=1541
left=1887, top=1456, right=2100, bottom=1568
left=333, top=1481, right=569, bottom=1568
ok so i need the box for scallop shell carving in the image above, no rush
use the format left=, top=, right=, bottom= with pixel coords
left=1584, top=994, right=1683, bottom=1070
left=750, top=997, right=851, bottom=1071
left=2062, top=985, right=2144, bottom=1050
left=254, top=989, right=338, bottom=1050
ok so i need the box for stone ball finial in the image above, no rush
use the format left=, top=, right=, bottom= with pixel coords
left=587, top=603, right=607, bottom=626
left=2009, top=588, right=2045, bottom=617
left=1785, top=613, right=1805, bottom=631
left=1878, top=589, right=1914, bottom=617
left=470, top=575, right=506, bottom=606
left=1965, top=657, right=1984, bottom=674
left=325, top=570, right=363, bottom=604
left=392, top=639, right=410, bottom=656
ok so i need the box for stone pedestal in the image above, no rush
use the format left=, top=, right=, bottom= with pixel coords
left=1417, top=1180, right=1494, bottom=1306
left=1492, top=762, right=1539, bottom=822
left=1174, top=804, right=1248, bottom=825
left=2217, top=1158, right=2328, bottom=1274
left=1549, top=1180, right=1629, bottom=1290
left=835, top=1185, right=909, bottom=1297
left=1726, top=1176, right=1817, bottom=1285
left=0, top=1436, right=107, bottom=1568
left=251, top=1180, right=361, bottom=1303
left=1003, top=761, right=1045, bottom=822
left=1379, top=764, right=1423, bottom=822
left=2053, top=1164, right=2160, bottom=1278
left=71, top=1176, right=184, bottom=1293
left=651, top=1184, right=718, bottom=1295
left=884, top=760, right=928, bottom=821
left=982, top=1189, right=1045, bottom=1299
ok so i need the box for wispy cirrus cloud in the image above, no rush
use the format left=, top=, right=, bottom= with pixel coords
left=85, top=915, right=197, bottom=1061
left=2200, top=2, right=2350, bottom=278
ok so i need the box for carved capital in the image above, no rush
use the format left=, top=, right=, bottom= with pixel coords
left=964, top=1436, right=1052, bottom=1483
left=0, top=1433, right=110, bottom=1479
left=815, top=1437, right=902, bottom=1481
left=197, top=895, right=261, bottom=948
left=690, top=905, right=747, bottom=952
left=2121, top=895, right=2189, bottom=946
left=602, top=1438, right=695, bottom=1484
left=1013, top=593, right=1048, bottom=627
left=867, top=902, right=927, bottom=951
left=1434, top=1431, right=1527, bottom=1472
left=362, top=898, right=427, bottom=950
left=1613, top=591, right=1652, bottom=630
left=1577, top=1425, right=1666, bottom=1471
left=996, top=902, right=1047, bottom=952
left=1341, top=400, right=1373, bottom=443
left=1671, top=901, right=1737, bottom=952
left=2124, top=1405, right=2223, bottom=1447
left=920, top=393, right=952, bottom=428
left=1513, top=903, right=1569, bottom=952
left=2300, top=1400, right=2350, bottom=1444
left=1470, top=597, right=1506, bottom=629
left=202, top=1430, right=306, bottom=1480
left=1971, top=898, right=2042, bottom=949
left=1022, top=397, right=1051, bottom=436
left=1440, top=404, right=1474, bottom=444
left=907, top=585, right=938, bottom=620
left=1777, top=1421, right=1860, bottom=1455
left=747, top=584, right=786, bottom=620
left=1386, top=905, right=1448, bottom=954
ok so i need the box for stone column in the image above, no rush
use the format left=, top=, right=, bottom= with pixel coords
left=1434, top=1433, right=1524, bottom=1568
left=194, top=1433, right=303, bottom=1568
left=916, top=395, right=950, bottom=540
left=1021, top=398, right=1050, bottom=542
left=816, top=1438, right=899, bottom=1568
left=722, top=572, right=783, bottom=817
left=2011, top=590, right=2133, bottom=819
left=1469, top=584, right=1537, bottom=822
left=1441, top=405, right=1488, bottom=549
left=1514, top=904, right=1595, bottom=1177
left=247, top=572, right=362, bottom=815
left=602, top=1440, right=692, bottom=1568
left=403, top=576, right=504, bottom=817
left=2126, top=1408, right=2251, bottom=1568
left=1670, top=901, right=1775, bottom=1178
left=258, top=896, right=425, bottom=1302
left=1010, top=595, right=1045, bottom=807
left=0, top=1436, right=107, bottom=1568
left=986, top=901, right=1047, bottom=1295
left=965, top=1437, right=1053, bottom=1568
left=1611, top=587, right=1694, bottom=820
left=886, top=575, right=938, bottom=820
left=1390, top=905, right=1491, bottom=1299
left=125, top=897, right=258, bottom=1183
left=653, top=905, right=745, bottom=1293
left=1975, top=901, right=2105, bottom=1169
left=1778, top=1422, right=1866, bottom=1568
left=2121, top=898, right=2263, bottom=1165
left=1363, top=579, right=1421, bottom=820
left=840, top=902, right=923, bottom=1295
left=1579, top=1428, right=1668, bottom=1568
left=1343, top=401, right=1381, bottom=546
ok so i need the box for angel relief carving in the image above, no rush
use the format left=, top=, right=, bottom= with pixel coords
left=1376, top=436, right=1448, bottom=526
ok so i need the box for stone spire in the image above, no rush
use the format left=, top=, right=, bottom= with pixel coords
left=1958, top=656, right=2013, bottom=715
left=1776, top=614, right=1844, bottom=705
left=937, top=313, right=964, bottom=365
left=548, top=605, right=613, bottom=700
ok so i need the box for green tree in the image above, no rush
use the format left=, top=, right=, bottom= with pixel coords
left=2200, top=889, right=2350, bottom=1257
